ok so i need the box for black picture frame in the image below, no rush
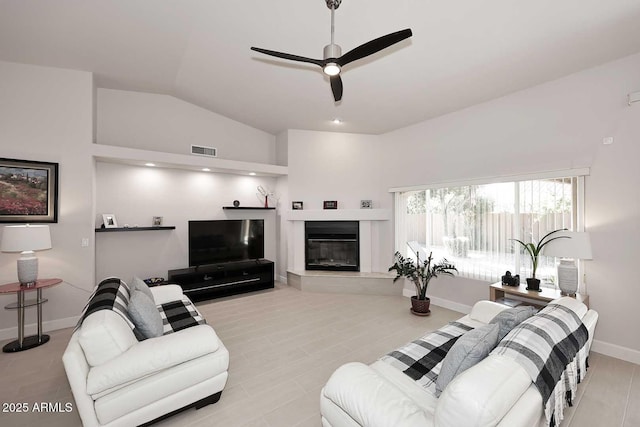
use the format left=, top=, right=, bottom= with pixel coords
left=292, top=201, right=304, bottom=210
left=0, top=158, right=58, bottom=223
left=323, top=200, right=338, bottom=210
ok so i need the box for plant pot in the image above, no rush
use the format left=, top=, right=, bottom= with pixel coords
left=526, top=278, right=541, bottom=292
left=411, top=296, right=431, bottom=316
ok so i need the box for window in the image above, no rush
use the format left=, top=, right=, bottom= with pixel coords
left=393, top=172, right=586, bottom=287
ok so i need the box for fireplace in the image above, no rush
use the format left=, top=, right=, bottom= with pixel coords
left=305, top=221, right=359, bottom=271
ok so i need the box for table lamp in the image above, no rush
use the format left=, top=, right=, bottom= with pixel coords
left=1, top=224, right=52, bottom=286
left=543, top=230, right=592, bottom=296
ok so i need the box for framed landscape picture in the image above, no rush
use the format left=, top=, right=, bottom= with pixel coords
left=0, top=158, right=58, bottom=223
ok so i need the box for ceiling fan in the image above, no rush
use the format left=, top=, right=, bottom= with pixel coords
left=250, top=0, right=412, bottom=102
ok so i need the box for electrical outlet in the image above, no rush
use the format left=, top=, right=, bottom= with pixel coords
left=81, top=238, right=89, bottom=247
left=603, top=137, right=614, bottom=145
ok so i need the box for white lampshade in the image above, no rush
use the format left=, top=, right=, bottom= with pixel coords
left=1, top=225, right=52, bottom=285
left=542, top=231, right=592, bottom=260
left=1, top=224, right=52, bottom=253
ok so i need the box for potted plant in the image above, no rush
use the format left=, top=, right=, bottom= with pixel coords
left=389, top=251, right=457, bottom=315
left=511, top=229, right=569, bottom=291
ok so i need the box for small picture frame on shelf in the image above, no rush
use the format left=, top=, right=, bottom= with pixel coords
left=360, top=200, right=373, bottom=209
left=323, top=200, right=338, bottom=210
left=152, top=216, right=163, bottom=226
left=292, top=201, right=303, bottom=210
left=102, top=214, right=118, bottom=228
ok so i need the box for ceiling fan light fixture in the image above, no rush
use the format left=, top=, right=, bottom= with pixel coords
left=250, top=0, right=412, bottom=102
left=323, top=63, right=341, bottom=76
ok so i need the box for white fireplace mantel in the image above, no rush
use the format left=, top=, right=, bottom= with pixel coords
left=285, top=209, right=391, bottom=273
left=285, top=209, right=391, bottom=222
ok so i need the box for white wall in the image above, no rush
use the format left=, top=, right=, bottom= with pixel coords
left=381, top=53, right=640, bottom=360
left=97, top=88, right=276, bottom=164
left=283, top=53, right=640, bottom=361
left=0, top=61, right=94, bottom=338
left=95, top=162, right=279, bottom=282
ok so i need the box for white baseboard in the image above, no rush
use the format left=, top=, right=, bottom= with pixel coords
left=277, top=274, right=288, bottom=285
left=0, top=316, right=79, bottom=341
left=591, top=339, right=640, bottom=365
left=401, top=289, right=472, bottom=314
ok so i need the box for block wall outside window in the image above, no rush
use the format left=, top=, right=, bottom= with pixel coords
left=394, top=175, right=584, bottom=287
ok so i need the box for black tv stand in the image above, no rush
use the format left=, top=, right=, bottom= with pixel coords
left=167, top=260, right=274, bottom=301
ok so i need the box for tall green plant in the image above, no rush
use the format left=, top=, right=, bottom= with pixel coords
left=389, top=251, right=457, bottom=300
left=511, top=229, right=569, bottom=278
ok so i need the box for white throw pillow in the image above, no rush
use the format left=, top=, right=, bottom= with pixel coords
left=128, top=290, right=164, bottom=339
left=435, top=323, right=500, bottom=397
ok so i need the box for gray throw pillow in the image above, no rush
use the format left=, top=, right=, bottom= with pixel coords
left=128, top=290, right=163, bottom=340
left=132, top=276, right=155, bottom=303
left=435, top=323, right=500, bottom=397
left=489, top=306, right=538, bottom=341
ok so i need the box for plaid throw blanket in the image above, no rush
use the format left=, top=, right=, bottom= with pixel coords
left=492, top=303, right=589, bottom=426
left=380, top=321, right=474, bottom=393
left=159, top=297, right=206, bottom=335
left=75, top=278, right=137, bottom=333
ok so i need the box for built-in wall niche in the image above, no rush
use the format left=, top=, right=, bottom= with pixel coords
left=94, top=161, right=279, bottom=284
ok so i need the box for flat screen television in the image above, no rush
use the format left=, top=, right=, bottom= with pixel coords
left=189, top=219, right=264, bottom=267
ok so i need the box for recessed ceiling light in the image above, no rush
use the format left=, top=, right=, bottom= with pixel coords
left=145, top=163, right=156, bottom=167
left=332, top=118, right=342, bottom=124
left=249, top=172, right=256, bottom=176
left=202, top=168, right=211, bottom=172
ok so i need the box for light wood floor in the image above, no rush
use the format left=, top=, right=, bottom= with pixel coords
left=1, top=283, right=638, bottom=427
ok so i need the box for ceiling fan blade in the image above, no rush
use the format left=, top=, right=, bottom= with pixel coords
left=330, top=75, right=343, bottom=102
left=337, top=28, right=412, bottom=67
left=250, top=47, right=323, bottom=67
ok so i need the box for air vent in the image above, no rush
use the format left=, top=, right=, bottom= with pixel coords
left=191, top=145, right=217, bottom=158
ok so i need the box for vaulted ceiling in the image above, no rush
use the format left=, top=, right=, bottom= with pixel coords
left=2, top=0, right=640, bottom=135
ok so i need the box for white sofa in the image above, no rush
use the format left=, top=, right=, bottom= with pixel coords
left=63, top=280, right=229, bottom=427
left=320, top=298, right=598, bottom=427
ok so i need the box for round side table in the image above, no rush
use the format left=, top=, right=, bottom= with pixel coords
left=0, top=278, right=62, bottom=352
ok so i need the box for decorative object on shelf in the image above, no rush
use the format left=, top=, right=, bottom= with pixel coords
left=143, top=277, right=165, bottom=286
left=501, top=271, right=519, bottom=286
left=292, top=201, right=303, bottom=210
left=0, top=157, right=58, bottom=223
left=102, top=213, right=118, bottom=228
left=152, top=216, right=163, bottom=226
left=323, top=200, right=338, bottom=209
left=543, top=231, right=592, bottom=296
left=511, top=229, right=569, bottom=292
left=389, top=251, right=457, bottom=315
left=233, top=200, right=240, bottom=207
left=256, top=185, right=279, bottom=208
left=360, top=199, right=372, bottom=209
left=1, top=224, right=52, bottom=286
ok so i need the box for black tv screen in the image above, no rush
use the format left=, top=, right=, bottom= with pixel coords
left=189, top=219, right=264, bottom=266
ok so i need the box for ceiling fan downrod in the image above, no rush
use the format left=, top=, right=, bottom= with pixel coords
left=323, top=0, right=342, bottom=76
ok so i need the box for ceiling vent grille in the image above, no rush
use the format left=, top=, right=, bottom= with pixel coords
left=191, top=145, right=217, bottom=157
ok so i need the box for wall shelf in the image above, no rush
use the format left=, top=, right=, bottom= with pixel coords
left=222, top=207, right=276, bottom=210
left=95, top=226, right=176, bottom=232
